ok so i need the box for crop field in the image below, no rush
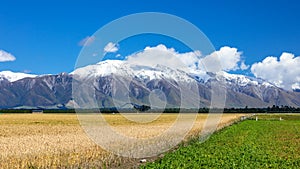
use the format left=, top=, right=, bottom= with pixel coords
left=0, top=113, right=244, bottom=168
left=142, top=114, right=300, bottom=168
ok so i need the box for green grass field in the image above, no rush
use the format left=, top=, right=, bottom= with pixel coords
left=142, top=114, right=300, bottom=168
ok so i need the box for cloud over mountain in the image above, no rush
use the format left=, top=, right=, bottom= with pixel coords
left=0, top=50, right=16, bottom=62
left=104, top=42, right=119, bottom=54
left=126, top=44, right=201, bottom=71
left=199, top=46, right=247, bottom=72
left=251, top=52, right=300, bottom=90
left=126, top=44, right=248, bottom=74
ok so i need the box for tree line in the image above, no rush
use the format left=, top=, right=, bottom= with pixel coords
left=1, top=105, right=300, bottom=114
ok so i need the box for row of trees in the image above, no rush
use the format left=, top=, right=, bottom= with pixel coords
left=1, top=105, right=300, bottom=114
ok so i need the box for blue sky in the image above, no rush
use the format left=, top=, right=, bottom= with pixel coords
left=0, top=0, right=300, bottom=77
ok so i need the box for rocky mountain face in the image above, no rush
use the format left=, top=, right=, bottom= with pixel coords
left=0, top=72, right=72, bottom=109
left=0, top=60, right=300, bottom=109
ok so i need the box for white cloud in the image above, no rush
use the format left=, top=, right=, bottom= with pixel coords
left=103, top=42, right=119, bottom=54
left=240, top=61, right=249, bottom=70
left=125, top=44, right=250, bottom=74
left=126, top=44, right=201, bottom=71
left=199, top=46, right=247, bottom=72
left=251, top=52, right=300, bottom=90
left=0, top=50, right=16, bottom=62
left=78, top=36, right=95, bottom=46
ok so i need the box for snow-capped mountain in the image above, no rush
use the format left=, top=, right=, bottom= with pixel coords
left=0, top=71, right=37, bottom=82
left=1, top=60, right=300, bottom=109
left=72, top=60, right=196, bottom=82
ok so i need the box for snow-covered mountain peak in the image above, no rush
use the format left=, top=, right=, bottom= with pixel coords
left=72, top=60, right=132, bottom=78
left=0, top=71, right=37, bottom=82
left=134, top=64, right=195, bottom=82
left=96, top=59, right=124, bottom=66
left=217, top=71, right=275, bottom=88
left=73, top=60, right=202, bottom=82
left=220, top=71, right=254, bottom=86
left=71, top=60, right=279, bottom=90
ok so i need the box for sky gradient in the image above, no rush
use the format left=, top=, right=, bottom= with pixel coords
left=0, top=0, right=300, bottom=77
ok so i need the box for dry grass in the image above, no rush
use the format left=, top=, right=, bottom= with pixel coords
left=0, top=113, right=244, bottom=168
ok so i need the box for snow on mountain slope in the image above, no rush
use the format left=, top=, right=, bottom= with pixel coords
left=1, top=60, right=276, bottom=89
left=71, top=60, right=132, bottom=79
left=133, top=64, right=196, bottom=82
left=71, top=60, right=282, bottom=91
left=70, top=60, right=300, bottom=108
left=218, top=71, right=275, bottom=88
left=0, top=71, right=37, bottom=82
left=72, top=60, right=198, bottom=83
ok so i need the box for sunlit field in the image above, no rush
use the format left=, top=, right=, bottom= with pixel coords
left=0, top=113, right=244, bottom=168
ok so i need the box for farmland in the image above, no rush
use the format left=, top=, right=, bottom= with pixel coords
left=142, top=114, right=300, bottom=168
left=0, top=113, right=243, bottom=168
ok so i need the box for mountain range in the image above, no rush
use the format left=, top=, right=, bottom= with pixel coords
left=1, top=60, right=300, bottom=109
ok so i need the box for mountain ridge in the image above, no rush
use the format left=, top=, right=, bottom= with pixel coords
left=1, top=60, right=300, bottom=109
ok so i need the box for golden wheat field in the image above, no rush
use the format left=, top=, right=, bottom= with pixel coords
left=0, top=113, right=245, bottom=168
